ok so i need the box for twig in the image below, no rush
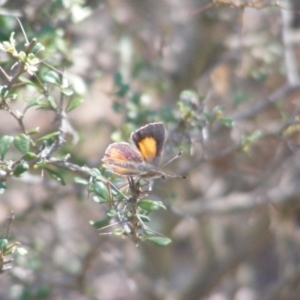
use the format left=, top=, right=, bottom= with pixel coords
left=230, top=84, right=300, bottom=121
left=4, top=212, right=14, bottom=239
left=281, top=0, right=300, bottom=87
left=178, top=177, right=300, bottom=216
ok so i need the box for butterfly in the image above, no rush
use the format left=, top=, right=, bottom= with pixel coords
left=102, top=122, right=184, bottom=180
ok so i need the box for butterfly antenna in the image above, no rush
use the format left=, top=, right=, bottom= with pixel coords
left=161, top=151, right=183, bottom=168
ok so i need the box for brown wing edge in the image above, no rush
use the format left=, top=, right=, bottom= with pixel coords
left=131, top=122, right=165, bottom=166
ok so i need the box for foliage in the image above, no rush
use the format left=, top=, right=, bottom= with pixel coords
left=1, top=0, right=300, bottom=299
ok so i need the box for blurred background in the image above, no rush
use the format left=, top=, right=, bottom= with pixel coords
left=1, top=0, right=300, bottom=299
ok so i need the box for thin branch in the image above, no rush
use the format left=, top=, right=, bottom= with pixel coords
left=281, top=0, right=300, bottom=87
left=178, top=178, right=300, bottom=216
left=0, top=66, right=11, bottom=83
left=4, top=212, right=14, bottom=239
left=230, top=84, right=300, bottom=121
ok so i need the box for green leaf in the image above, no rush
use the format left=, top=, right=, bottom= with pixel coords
left=107, top=209, right=117, bottom=218
left=0, top=135, right=14, bottom=160
left=242, top=130, right=263, bottom=147
left=92, top=195, right=108, bottom=204
left=90, top=168, right=102, bottom=178
left=13, top=162, right=29, bottom=177
left=114, top=72, right=123, bottom=86
left=112, top=102, right=122, bottom=113
left=67, top=96, right=84, bottom=112
left=145, top=236, right=172, bottom=247
left=131, top=92, right=140, bottom=104
left=18, top=51, right=26, bottom=62
left=37, top=102, right=53, bottom=110
left=32, top=42, right=45, bottom=54
left=117, top=84, right=129, bottom=97
left=61, top=87, right=74, bottom=96
left=0, top=85, right=9, bottom=98
left=93, top=181, right=110, bottom=202
left=220, top=117, right=235, bottom=128
left=0, top=183, right=6, bottom=194
left=0, top=239, right=8, bottom=251
left=25, top=95, right=44, bottom=110
left=113, top=228, right=124, bottom=236
left=13, top=134, right=30, bottom=154
left=44, top=168, right=66, bottom=185
left=90, top=218, right=111, bottom=229
left=23, top=152, right=37, bottom=161
left=16, top=247, right=28, bottom=255
left=36, top=131, right=59, bottom=142
left=138, top=214, right=150, bottom=222
left=19, top=76, right=34, bottom=84
left=4, top=243, right=17, bottom=255
left=74, top=177, right=88, bottom=185
left=179, top=89, right=199, bottom=104
left=47, top=96, right=57, bottom=110
left=139, top=199, right=166, bottom=211
left=43, top=70, right=61, bottom=86
left=27, top=127, right=40, bottom=135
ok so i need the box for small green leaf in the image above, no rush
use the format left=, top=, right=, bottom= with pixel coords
left=114, top=72, right=123, bottom=86
left=61, top=88, right=74, bottom=96
left=145, top=236, right=172, bottom=247
left=18, top=51, right=26, bottom=62
left=112, top=102, right=122, bottom=113
left=32, top=42, right=45, bottom=54
left=16, top=247, right=28, bottom=255
left=138, top=214, right=150, bottom=222
left=117, top=84, right=129, bottom=97
left=0, top=183, right=6, bottom=194
left=131, top=92, right=140, bottom=105
left=0, top=85, right=9, bottom=98
left=19, top=76, right=34, bottom=84
left=44, top=168, right=65, bottom=185
left=92, top=195, right=108, bottom=204
left=14, top=134, right=30, bottom=154
left=242, top=130, right=263, bottom=147
left=0, top=135, right=14, bottom=160
left=0, top=239, right=8, bottom=251
left=139, top=199, right=166, bottom=211
left=43, top=70, right=61, bottom=86
left=113, top=228, right=124, bottom=236
left=179, top=89, right=199, bottom=103
left=4, top=243, right=17, bottom=255
left=37, top=131, right=59, bottom=142
left=13, top=162, right=29, bottom=176
left=220, top=117, right=235, bottom=128
left=27, top=127, right=40, bottom=135
left=90, top=218, right=111, bottom=229
left=74, top=177, right=88, bottom=185
left=67, top=96, right=84, bottom=112
left=47, top=96, right=57, bottom=110
left=23, top=152, right=37, bottom=161
left=93, top=181, right=110, bottom=202
left=107, top=209, right=117, bottom=218
left=25, top=95, right=44, bottom=110
left=37, top=101, right=53, bottom=110
left=90, top=168, right=102, bottom=177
